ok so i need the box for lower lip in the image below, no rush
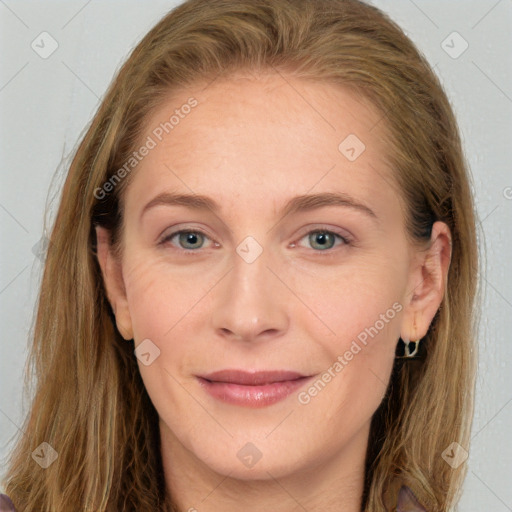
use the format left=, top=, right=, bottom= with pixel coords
left=197, top=376, right=313, bottom=408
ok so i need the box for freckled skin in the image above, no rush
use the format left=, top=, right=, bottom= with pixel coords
left=96, top=72, right=451, bottom=512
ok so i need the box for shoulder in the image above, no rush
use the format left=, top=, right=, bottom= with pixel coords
left=396, top=485, right=427, bottom=512
left=0, top=494, right=16, bottom=512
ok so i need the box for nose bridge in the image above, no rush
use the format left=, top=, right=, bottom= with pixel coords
left=211, top=240, right=289, bottom=341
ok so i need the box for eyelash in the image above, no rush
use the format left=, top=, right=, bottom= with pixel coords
left=159, top=227, right=351, bottom=254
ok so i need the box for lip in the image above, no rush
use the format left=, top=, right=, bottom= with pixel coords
left=196, top=369, right=313, bottom=408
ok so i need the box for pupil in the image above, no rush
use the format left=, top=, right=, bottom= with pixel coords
left=180, top=232, right=202, bottom=248
left=311, top=231, right=334, bottom=250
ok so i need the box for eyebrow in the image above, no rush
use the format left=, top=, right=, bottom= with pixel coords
left=140, top=191, right=377, bottom=221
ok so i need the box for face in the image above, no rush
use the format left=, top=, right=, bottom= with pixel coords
left=96, top=72, right=449, bottom=484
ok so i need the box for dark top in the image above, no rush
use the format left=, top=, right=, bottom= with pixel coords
left=0, top=494, right=16, bottom=512
left=397, top=485, right=427, bottom=511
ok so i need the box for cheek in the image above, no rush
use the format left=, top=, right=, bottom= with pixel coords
left=122, top=255, right=216, bottom=342
left=289, top=258, right=406, bottom=413
left=288, top=256, right=407, bottom=350
left=121, top=259, right=200, bottom=416
left=123, top=261, right=173, bottom=341
left=294, top=291, right=402, bottom=439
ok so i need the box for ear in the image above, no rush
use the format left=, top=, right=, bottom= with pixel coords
left=95, top=225, right=134, bottom=340
left=400, top=221, right=452, bottom=341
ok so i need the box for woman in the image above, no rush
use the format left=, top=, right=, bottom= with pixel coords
left=1, top=0, right=478, bottom=510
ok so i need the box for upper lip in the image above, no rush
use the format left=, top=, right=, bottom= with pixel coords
left=198, top=369, right=308, bottom=385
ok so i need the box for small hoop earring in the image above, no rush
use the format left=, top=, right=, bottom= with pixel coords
left=396, top=337, right=422, bottom=359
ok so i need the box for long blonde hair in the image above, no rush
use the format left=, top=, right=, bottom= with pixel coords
left=2, top=0, right=478, bottom=510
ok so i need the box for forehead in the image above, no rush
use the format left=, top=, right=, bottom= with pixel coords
left=124, top=72, right=399, bottom=219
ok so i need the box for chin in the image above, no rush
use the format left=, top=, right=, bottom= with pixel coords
left=193, top=438, right=308, bottom=481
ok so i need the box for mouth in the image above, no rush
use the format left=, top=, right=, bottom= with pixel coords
left=196, top=369, right=314, bottom=408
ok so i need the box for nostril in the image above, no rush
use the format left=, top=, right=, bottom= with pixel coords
left=218, top=328, right=244, bottom=340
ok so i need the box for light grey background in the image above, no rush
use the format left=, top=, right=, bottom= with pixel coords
left=1, top=1, right=511, bottom=509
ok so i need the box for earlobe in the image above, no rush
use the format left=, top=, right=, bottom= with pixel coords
left=401, top=221, right=452, bottom=342
left=95, top=225, right=134, bottom=340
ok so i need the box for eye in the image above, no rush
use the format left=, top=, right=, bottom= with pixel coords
left=295, top=229, right=350, bottom=251
left=160, top=230, right=212, bottom=250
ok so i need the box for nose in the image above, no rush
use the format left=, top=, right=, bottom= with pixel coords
left=210, top=246, right=290, bottom=343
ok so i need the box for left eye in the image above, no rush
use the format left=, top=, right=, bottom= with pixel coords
left=297, top=230, right=348, bottom=251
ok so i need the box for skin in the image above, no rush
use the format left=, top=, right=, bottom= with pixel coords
left=96, top=71, right=451, bottom=512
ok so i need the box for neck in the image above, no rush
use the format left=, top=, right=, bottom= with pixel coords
left=160, top=420, right=368, bottom=512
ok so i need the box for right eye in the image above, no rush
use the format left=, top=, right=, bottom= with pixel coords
left=160, top=230, right=213, bottom=251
